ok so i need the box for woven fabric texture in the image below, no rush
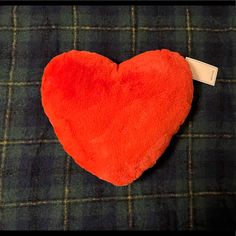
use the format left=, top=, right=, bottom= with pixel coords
left=0, top=5, right=235, bottom=230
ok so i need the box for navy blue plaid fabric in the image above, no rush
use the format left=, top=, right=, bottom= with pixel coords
left=0, top=5, right=235, bottom=230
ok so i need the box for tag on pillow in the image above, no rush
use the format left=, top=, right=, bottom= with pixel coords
left=186, top=57, right=218, bottom=86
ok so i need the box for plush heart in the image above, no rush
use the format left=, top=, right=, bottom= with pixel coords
left=41, top=49, right=193, bottom=186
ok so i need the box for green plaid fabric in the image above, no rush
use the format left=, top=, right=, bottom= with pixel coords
left=0, top=5, right=236, bottom=230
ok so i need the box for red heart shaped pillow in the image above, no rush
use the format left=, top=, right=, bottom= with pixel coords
left=41, top=49, right=193, bottom=186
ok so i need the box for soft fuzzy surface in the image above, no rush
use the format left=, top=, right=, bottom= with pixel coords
left=41, top=49, right=193, bottom=186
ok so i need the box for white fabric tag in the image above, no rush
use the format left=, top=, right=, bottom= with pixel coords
left=185, top=57, right=218, bottom=86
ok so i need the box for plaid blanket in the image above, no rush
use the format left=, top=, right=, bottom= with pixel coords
left=0, top=5, right=235, bottom=230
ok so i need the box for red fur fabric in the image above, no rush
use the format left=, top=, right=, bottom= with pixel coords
left=41, top=49, right=193, bottom=186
